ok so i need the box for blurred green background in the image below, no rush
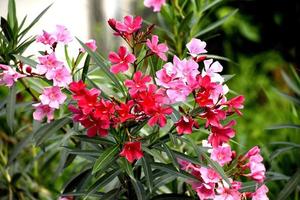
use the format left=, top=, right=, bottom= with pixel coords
left=1, top=0, right=299, bottom=199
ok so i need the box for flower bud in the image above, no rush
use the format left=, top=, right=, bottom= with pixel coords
left=25, top=66, right=32, bottom=74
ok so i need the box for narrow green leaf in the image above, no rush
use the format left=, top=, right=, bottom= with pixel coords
left=85, top=169, right=121, bottom=199
left=81, top=55, right=90, bottom=82
left=19, top=4, right=52, bottom=37
left=270, top=146, right=295, bottom=160
left=64, top=45, right=72, bottom=68
left=33, top=117, right=71, bottom=146
left=151, top=163, right=199, bottom=182
left=101, top=189, right=122, bottom=200
left=151, top=194, right=193, bottom=200
left=281, top=70, right=300, bottom=95
left=223, top=74, right=236, bottom=82
left=72, top=135, right=115, bottom=145
left=266, top=124, right=300, bottom=130
left=194, top=9, right=238, bottom=37
left=6, top=84, right=16, bottom=133
left=7, top=0, right=18, bottom=33
left=141, top=157, right=153, bottom=193
left=92, top=145, right=119, bottom=174
left=270, top=142, right=300, bottom=148
left=62, top=168, right=91, bottom=193
left=161, top=143, right=179, bottom=171
left=131, top=179, right=146, bottom=200
left=273, top=88, right=300, bottom=105
left=204, top=54, right=235, bottom=64
left=14, top=54, right=38, bottom=67
left=277, top=169, right=300, bottom=200
left=8, top=130, right=33, bottom=164
left=1, top=17, right=13, bottom=41
left=200, top=0, right=223, bottom=13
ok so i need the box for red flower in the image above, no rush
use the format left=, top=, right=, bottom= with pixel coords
left=147, top=105, right=173, bottom=127
left=125, top=71, right=152, bottom=97
left=223, top=95, right=245, bottom=115
left=195, top=75, right=217, bottom=107
left=116, top=100, right=135, bottom=123
left=116, top=15, right=143, bottom=34
left=200, top=108, right=226, bottom=128
left=120, top=141, right=143, bottom=163
left=175, top=116, right=199, bottom=135
left=108, top=46, right=136, bottom=74
left=208, top=120, right=236, bottom=147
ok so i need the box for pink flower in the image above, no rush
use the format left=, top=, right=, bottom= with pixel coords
left=199, top=167, right=221, bottom=183
left=45, top=66, right=72, bottom=87
left=80, top=39, right=97, bottom=52
left=215, top=181, right=241, bottom=200
left=116, top=15, right=143, bottom=34
left=125, top=71, right=152, bottom=96
left=54, top=25, right=73, bottom=44
left=208, top=120, right=236, bottom=148
left=175, top=116, right=198, bottom=135
left=193, top=182, right=215, bottom=200
left=120, top=141, right=143, bottom=163
left=36, top=53, right=64, bottom=75
left=33, top=103, right=55, bottom=123
left=248, top=162, right=266, bottom=183
left=39, top=86, right=67, bottom=109
left=146, top=35, right=168, bottom=61
left=211, top=145, right=232, bottom=166
left=108, top=46, right=136, bottom=74
left=202, top=59, right=224, bottom=83
left=252, top=184, right=269, bottom=200
left=186, top=38, right=207, bottom=57
left=36, top=30, right=56, bottom=45
left=0, top=64, right=25, bottom=87
left=144, top=0, right=166, bottom=12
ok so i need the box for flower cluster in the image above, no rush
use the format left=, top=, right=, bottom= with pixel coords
left=31, top=25, right=74, bottom=122
left=67, top=15, right=269, bottom=199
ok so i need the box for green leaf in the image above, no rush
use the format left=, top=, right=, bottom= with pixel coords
left=270, top=146, right=295, bottom=160
left=266, top=124, right=300, bottom=130
left=7, top=0, right=18, bottom=33
left=6, top=84, right=16, bottom=133
left=1, top=17, right=13, bottom=42
left=141, top=157, right=153, bottom=193
left=131, top=179, right=146, bottom=200
left=81, top=55, right=90, bottom=82
left=92, top=144, right=119, bottom=174
left=161, top=143, right=179, bottom=171
left=277, top=169, right=300, bottom=200
left=85, top=169, right=121, bottom=199
left=14, top=54, right=38, bottom=67
left=200, top=0, right=223, bottom=13
left=151, top=194, right=193, bottom=200
left=33, top=117, right=71, bottom=146
left=281, top=70, right=300, bottom=95
left=73, top=135, right=115, bottom=145
left=77, top=38, right=126, bottom=97
left=8, top=130, right=33, bottom=164
left=62, top=168, right=92, bottom=193
left=273, top=88, right=300, bottom=105
left=194, top=9, right=238, bottom=37
left=101, top=189, right=122, bottom=200
left=19, top=4, right=52, bottom=37
left=204, top=54, right=235, bottom=64
left=151, top=163, right=199, bottom=182
left=64, top=45, right=72, bottom=68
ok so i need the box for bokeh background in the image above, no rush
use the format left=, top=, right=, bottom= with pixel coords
left=1, top=0, right=299, bottom=199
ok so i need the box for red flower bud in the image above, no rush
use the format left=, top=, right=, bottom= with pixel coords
left=108, top=18, right=117, bottom=31
left=25, top=66, right=32, bottom=73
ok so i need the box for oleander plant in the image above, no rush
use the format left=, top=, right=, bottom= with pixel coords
left=3, top=0, right=298, bottom=199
